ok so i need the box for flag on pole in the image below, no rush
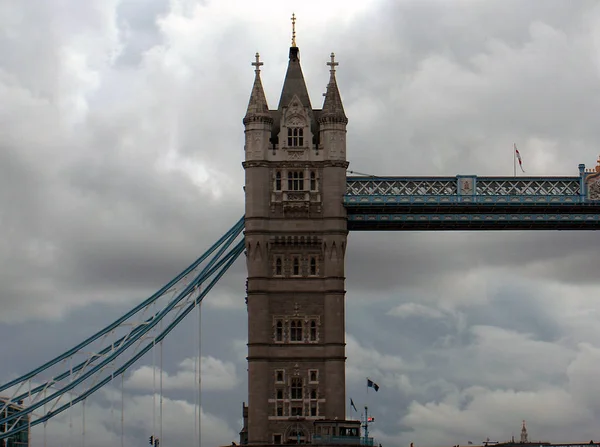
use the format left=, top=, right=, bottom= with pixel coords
left=350, top=398, right=357, bottom=412
left=514, top=143, right=525, bottom=172
left=367, top=378, right=379, bottom=392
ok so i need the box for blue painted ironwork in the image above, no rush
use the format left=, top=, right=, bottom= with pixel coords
left=345, top=162, right=600, bottom=230
left=345, top=177, right=581, bottom=197
left=348, top=213, right=600, bottom=231
left=0, top=217, right=246, bottom=441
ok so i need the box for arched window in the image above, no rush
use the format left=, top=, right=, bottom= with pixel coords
left=309, top=256, right=317, bottom=276
left=287, top=127, right=304, bottom=147
left=275, top=171, right=282, bottom=191
left=310, top=321, right=317, bottom=341
left=292, top=257, right=300, bottom=276
left=276, top=321, right=283, bottom=342
left=310, top=171, right=317, bottom=191
left=275, top=257, right=283, bottom=276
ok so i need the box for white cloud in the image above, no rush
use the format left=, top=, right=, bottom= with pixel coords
left=29, top=390, right=237, bottom=447
left=126, top=356, right=238, bottom=391
left=388, top=303, right=447, bottom=319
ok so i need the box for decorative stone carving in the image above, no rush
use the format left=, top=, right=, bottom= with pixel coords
left=286, top=192, right=306, bottom=201
left=288, top=116, right=305, bottom=127
left=588, top=176, right=600, bottom=200
left=287, top=150, right=304, bottom=160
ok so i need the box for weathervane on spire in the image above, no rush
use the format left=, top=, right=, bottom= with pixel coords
left=291, top=13, right=297, bottom=47
left=252, top=52, right=263, bottom=74
left=327, top=52, right=338, bottom=74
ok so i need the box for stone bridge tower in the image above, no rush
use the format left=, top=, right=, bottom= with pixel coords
left=241, top=22, right=349, bottom=446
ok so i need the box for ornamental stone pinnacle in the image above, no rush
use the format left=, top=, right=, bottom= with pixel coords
left=243, top=52, right=271, bottom=125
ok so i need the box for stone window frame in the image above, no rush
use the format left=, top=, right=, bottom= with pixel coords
left=287, top=127, right=304, bottom=147
left=273, top=255, right=284, bottom=277
left=287, top=170, right=305, bottom=191
left=289, top=319, right=303, bottom=342
left=274, top=170, right=282, bottom=191
left=291, top=255, right=301, bottom=276
left=275, top=369, right=285, bottom=383
left=310, top=170, right=318, bottom=191
left=308, top=317, right=320, bottom=343
left=290, top=403, right=303, bottom=416
left=272, top=315, right=320, bottom=344
left=276, top=388, right=285, bottom=400
left=308, top=369, right=319, bottom=384
left=290, top=377, right=303, bottom=400
left=274, top=319, right=284, bottom=343
left=308, top=255, right=318, bottom=276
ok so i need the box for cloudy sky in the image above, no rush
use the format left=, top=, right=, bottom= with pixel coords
left=2, top=0, right=600, bottom=446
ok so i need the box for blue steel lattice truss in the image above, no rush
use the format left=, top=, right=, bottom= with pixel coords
left=345, top=162, right=600, bottom=230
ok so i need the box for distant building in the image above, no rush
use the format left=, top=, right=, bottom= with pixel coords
left=0, top=398, right=29, bottom=447
left=478, top=421, right=599, bottom=447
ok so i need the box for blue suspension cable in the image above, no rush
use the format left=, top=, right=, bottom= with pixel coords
left=8, top=219, right=244, bottom=403
left=0, top=217, right=244, bottom=394
left=0, top=240, right=245, bottom=441
left=0, top=237, right=244, bottom=429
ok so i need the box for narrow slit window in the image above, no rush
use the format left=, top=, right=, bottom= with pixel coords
left=275, top=171, right=281, bottom=191
left=310, top=321, right=317, bottom=341
left=275, top=321, right=283, bottom=342
left=292, top=256, right=300, bottom=276
left=275, top=257, right=283, bottom=276
left=310, top=171, right=317, bottom=191
left=309, top=256, right=317, bottom=276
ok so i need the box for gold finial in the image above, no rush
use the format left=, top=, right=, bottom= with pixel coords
left=327, top=52, right=339, bottom=73
left=252, top=52, right=263, bottom=73
left=291, top=13, right=297, bottom=47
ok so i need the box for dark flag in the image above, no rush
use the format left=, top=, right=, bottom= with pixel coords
left=367, top=378, right=380, bottom=392
left=350, top=398, right=357, bottom=412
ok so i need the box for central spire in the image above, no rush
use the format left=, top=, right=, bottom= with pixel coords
left=277, top=13, right=312, bottom=110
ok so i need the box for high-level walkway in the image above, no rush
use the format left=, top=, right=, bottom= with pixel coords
left=345, top=161, right=600, bottom=230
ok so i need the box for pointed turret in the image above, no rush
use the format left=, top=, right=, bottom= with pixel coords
left=277, top=13, right=312, bottom=110
left=244, top=53, right=272, bottom=125
left=320, top=52, right=348, bottom=124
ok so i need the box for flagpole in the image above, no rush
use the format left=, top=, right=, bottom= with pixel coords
left=513, top=143, right=516, bottom=177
